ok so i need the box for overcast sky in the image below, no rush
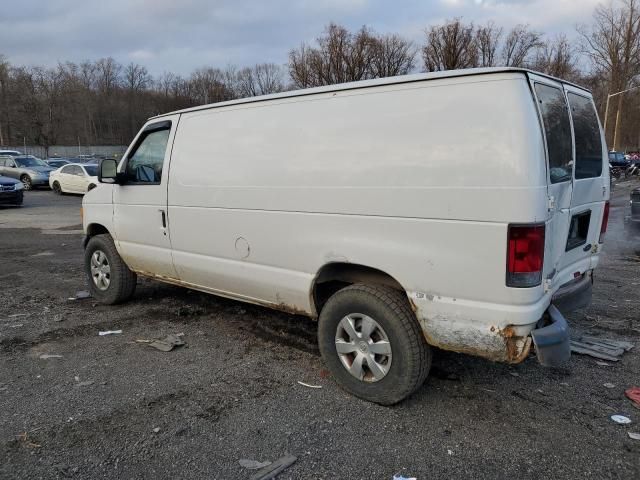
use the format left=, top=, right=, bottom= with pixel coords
left=1, top=0, right=602, bottom=76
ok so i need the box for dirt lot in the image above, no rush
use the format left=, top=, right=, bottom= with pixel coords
left=1, top=183, right=639, bottom=480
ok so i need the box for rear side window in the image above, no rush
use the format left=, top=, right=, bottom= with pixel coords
left=568, top=93, right=603, bottom=179
left=534, top=83, right=573, bottom=183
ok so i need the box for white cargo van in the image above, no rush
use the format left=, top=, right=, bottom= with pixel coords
left=83, top=68, right=609, bottom=404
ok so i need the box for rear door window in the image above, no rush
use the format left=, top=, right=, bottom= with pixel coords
left=534, top=83, right=573, bottom=183
left=568, top=93, right=603, bottom=179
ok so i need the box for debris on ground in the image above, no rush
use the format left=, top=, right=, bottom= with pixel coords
left=99, top=330, right=122, bottom=336
left=297, top=381, right=322, bottom=389
left=75, top=381, right=94, bottom=388
left=611, top=415, right=632, bottom=424
left=16, top=432, right=41, bottom=449
left=153, top=427, right=160, bottom=433
left=248, top=454, right=296, bottom=480
left=603, top=383, right=616, bottom=389
left=625, top=387, right=640, bottom=409
left=31, top=251, right=54, bottom=257
left=570, top=335, right=634, bottom=361
left=595, top=361, right=612, bottom=367
left=239, top=459, right=272, bottom=470
left=39, top=354, right=63, bottom=359
left=68, top=290, right=91, bottom=301
left=393, top=475, right=417, bottom=480
left=628, top=432, right=640, bottom=440
left=136, top=333, right=185, bottom=352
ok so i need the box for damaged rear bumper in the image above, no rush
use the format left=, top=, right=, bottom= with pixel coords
left=530, top=304, right=571, bottom=366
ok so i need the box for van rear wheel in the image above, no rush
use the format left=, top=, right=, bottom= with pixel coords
left=84, top=234, right=137, bottom=304
left=318, top=284, right=431, bottom=405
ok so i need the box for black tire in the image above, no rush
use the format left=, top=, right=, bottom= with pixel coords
left=318, top=284, right=431, bottom=405
left=52, top=181, right=62, bottom=195
left=84, top=234, right=137, bottom=304
left=87, top=184, right=96, bottom=191
left=20, top=175, right=32, bottom=191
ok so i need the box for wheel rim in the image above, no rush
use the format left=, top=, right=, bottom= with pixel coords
left=335, top=313, right=392, bottom=382
left=90, top=250, right=111, bottom=290
left=21, top=177, right=32, bottom=190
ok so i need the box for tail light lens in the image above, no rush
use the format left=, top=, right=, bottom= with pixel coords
left=599, top=201, right=610, bottom=243
left=506, top=224, right=545, bottom=287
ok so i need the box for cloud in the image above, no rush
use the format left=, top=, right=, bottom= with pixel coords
left=0, top=0, right=600, bottom=76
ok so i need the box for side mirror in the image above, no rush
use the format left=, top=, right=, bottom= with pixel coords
left=99, top=158, right=118, bottom=184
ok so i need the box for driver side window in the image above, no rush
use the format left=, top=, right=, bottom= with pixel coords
left=125, top=125, right=171, bottom=184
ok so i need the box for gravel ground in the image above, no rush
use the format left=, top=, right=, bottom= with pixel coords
left=0, top=183, right=639, bottom=479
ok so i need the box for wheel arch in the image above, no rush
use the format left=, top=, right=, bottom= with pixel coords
left=311, top=262, right=407, bottom=315
left=83, top=223, right=110, bottom=248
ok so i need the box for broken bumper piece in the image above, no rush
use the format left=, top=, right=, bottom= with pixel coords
left=530, top=304, right=570, bottom=367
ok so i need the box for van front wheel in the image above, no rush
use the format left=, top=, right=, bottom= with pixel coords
left=84, top=234, right=137, bottom=304
left=318, top=284, right=431, bottom=405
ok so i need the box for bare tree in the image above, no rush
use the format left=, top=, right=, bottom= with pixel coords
left=578, top=0, right=640, bottom=148
left=370, top=34, right=416, bottom=77
left=532, top=34, right=579, bottom=80
left=422, top=18, right=478, bottom=71
left=475, top=22, right=503, bottom=67
left=502, top=24, right=543, bottom=67
left=236, top=63, right=285, bottom=98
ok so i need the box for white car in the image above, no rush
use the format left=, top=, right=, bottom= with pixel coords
left=49, top=163, right=99, bottom=194
left=83, top=68, right=609, bottom=404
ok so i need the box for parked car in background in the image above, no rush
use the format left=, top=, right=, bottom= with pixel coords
left=631, top=187, right=640, bottom=223
left=0, top=174, right=24, bottom=206
left=46, top=158, right=71, bottom=169
left=49, top=163, right=99, bottom=195
left=0, top=149, right=22, bottom=156
left=609, top=151, right=630, bottom=168
left=0, top=155, right=54, bottom=190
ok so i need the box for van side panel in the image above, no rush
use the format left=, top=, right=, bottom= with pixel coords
left=167, top=73, right=547, bottom=360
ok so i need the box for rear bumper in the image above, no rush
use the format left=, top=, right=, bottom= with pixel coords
left=551, top=271, right=593, bottom=314
left=530, top=304, right=570, bottom=366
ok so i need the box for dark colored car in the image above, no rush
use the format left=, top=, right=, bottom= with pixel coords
left=631, top=187, right=640, bottom=223
left=0, top=174, right=24, bottom=206
left=46, top=158, right=71, bottom=169
left=608, top=151, right=630, bottom=168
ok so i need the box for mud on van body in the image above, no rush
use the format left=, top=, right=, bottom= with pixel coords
left=83, top=67, right=609, bottom=404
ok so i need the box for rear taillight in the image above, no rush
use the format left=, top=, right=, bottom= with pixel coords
left=506, top=224, right=545, bottom=287
left=599, top=201, right=610, bottom=243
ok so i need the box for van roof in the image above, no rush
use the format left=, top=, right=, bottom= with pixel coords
left=151, top=67, right=589, bottom=119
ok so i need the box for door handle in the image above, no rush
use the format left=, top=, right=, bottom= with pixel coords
left=159, top=209, right=167, bottom=228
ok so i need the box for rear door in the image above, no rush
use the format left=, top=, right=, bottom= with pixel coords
left=561, top=86, right=609, bottom=275
left=528, top=74, right=574, bottom=286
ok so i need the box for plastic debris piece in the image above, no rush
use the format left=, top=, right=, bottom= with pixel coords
left=596, top=361, right=611, bottom=367
left=628, top=432, right=640, bottom=440
left=147, top=334, right=185, bottom=352
left=297, top=381, right=322, bottom=389
left=239, top=459, right=272, bottom=470
left=509, top=372, right=520, bottom=377
left=99, top=330, right=122, bottom=336
left=39, top=354, right=63, bottom=359
left=249, top=454, right=296, bottom=480
left=625, top=387, right=640, bottom=409
left=603, top=383, right=616, bottom=389
left=611, top=415, right=632, bottom=424
left=153, top=427, right=160, bottom=433
left=393, top=476, right=417, bottom=480
left=571, top=335, right=634, bottom=361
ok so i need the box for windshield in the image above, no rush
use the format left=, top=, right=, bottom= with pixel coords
left=15, top=156, right=48, bottom=168
left=609, top=152, right=625, bottom=162
left=84, top=166, right=98, bottom=176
